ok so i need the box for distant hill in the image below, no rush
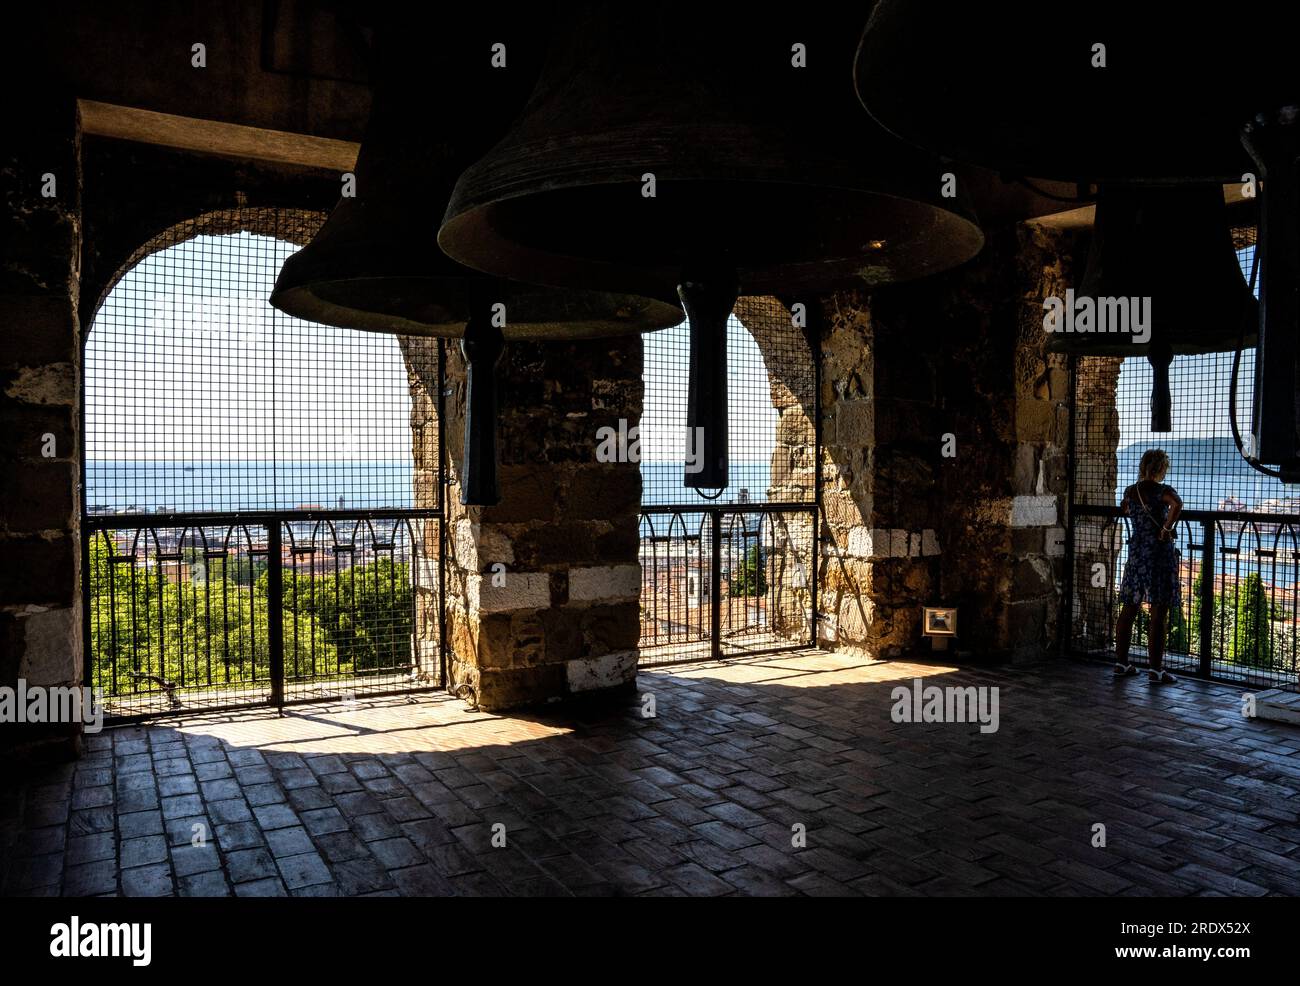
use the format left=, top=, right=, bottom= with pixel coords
left=1116, top=438, right=1295, bottom=511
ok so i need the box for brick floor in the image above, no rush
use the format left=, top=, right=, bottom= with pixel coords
left=3, top=651, right=1299, bottom=896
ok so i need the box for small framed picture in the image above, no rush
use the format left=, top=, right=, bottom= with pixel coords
left=923, top=606, right=957, bottom=637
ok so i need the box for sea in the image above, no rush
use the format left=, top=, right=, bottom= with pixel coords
left=1114, top=438, right=1299, bottom=513
left=85, top=459, right=775, bottom=515
left=88, top=442, right=1297, bottom=520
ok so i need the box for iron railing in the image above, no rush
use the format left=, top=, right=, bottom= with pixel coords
left=85, top=511, right=443, bottom=719
left=1068, top=506, right=1300, bottom=689
left=638, top=503, right=817, bottom=666
left=80, top=216, right=448, bottom=721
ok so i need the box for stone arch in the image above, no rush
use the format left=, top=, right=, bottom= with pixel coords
left=86, top=207, right=326, bottom=328
left=732, top=295, right=817, bottom=505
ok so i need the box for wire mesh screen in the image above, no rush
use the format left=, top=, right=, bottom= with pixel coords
left=638, top=298, right=817, bottom=665
left=85, top=211, right=436, bottom=516
left=281, top=517, right=440, bottom=704
left=84, top=210, right=444, bottom=717
left=640, top=300, right=816, bottom=507
left=1070, top=233, right=1300, bottom=688
left=87, top=517, right=441, bottom=717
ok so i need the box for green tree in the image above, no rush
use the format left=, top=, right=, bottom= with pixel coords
left=1163, top=601, right=1190, bottom=654
left=89, top=540, right=412, bottom=698
left=1230, top=572, right=1274, bottom=668
left=730, top=545, right=767, bottom=598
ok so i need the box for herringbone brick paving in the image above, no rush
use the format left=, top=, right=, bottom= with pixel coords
left=3, top=651, right=1299, bottom=896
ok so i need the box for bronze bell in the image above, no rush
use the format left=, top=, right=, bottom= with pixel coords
left=1046, top=185, right=1258, bottom=431
left=270, top=13, right=682, bottom=505
left=854, top=0, right=1298, bottom=468
left=439, top=5, right=984, bottom=489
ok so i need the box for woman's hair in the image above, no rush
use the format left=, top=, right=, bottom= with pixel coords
left=1138, top=448, right=1170, bottom=481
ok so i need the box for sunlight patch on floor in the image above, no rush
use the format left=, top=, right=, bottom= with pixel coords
left=652, top=649, right=961, bottom=688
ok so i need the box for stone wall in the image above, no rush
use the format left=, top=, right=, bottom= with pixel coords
left=397, top=336, right=444, bottom=685
left=733, top=296, right=818, bottom=645
left=410, top=334, right=645, bottom=712
left=0, top=100, right=84, bottom=760
left=1070, top=356, right=1123, bottom=651
left=813, top=223, right=1078, bottom=662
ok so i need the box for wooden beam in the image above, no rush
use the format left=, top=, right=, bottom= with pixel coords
left=78, top=100, right=358, bottom=172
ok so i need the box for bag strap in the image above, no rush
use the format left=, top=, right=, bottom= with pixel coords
left=1134, top=483, right=1165, bottom=532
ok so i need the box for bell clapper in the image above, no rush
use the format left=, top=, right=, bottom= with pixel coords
left=679, top=267, right=739, bottom=490
left=460, top=302, right=506, bottom=507
left=1148, top=339, right=1174, bottom=433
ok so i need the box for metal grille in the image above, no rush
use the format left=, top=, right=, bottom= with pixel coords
left=639, top=301, right=818, bottom=665
left=83, top=211, right=445, bottom=719
left=1068, top=233, right=1300, bottom=688
left=86, top=221, right=431, bottom=516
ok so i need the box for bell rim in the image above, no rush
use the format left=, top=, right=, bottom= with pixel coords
left=440, top=177, right=987, bottom=297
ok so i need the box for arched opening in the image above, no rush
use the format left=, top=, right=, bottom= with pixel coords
left=637, top=298, right=818, bottom=664
left=83, top=210, right=445, bottom=717
left=1069, top=230, right=1300, bottom=687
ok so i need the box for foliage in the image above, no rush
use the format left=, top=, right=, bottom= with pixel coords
left=88, top=534, right=413, bottom=697
left=1230, top=572, right=1274, bottom=668
left=730, top=544, right=767, bottom=598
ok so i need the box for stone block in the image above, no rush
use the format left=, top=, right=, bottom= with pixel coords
left=16, top=606, right=79, bottom=686
left=1, top=459, right=76, bottom=532
left=0, top=535, right=75, bottom=606
left=1010, top=495, right=1057, bottom=527
left=0, top=297, right=79, bottom=368
left=468, top=572, right=550, bottom=614
left=1012, top=557, right=1055, bottom=600
left=1045, top=527, right=1066, bottom=558
left=454, top=520, right=514, bottom=569
left=563, top=465, right=640, bottom=519
left=1007, top=599, right=1048, bottom=654
left=1013, top=444, right=1037, bottom=493
left=1014, top=399, right=1056, bottom=443
left=889, top=529, right=909, bottom=558
left=479, top=465, right=558, bottom=524
left=846, top=525, right=880, bottom=559
left=569, top=564, right=641, bottom=603
left=580, top=601, right=640, bottom=655
left=0, top=402, right=76, bottom=461
left=565, top=651, right=637, bottom=693
left=2, top=362, right=76, bottom=406
left=835, top=399, right=873, bottom=447
left=474, top=664, right=568, bottom=712
left=921, top=529, right=941, bottom=556
left=1011, top=528, right=1044, bottom=554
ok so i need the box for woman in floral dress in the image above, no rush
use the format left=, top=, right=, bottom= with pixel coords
left=1114, top=449, right=1184, bottom=683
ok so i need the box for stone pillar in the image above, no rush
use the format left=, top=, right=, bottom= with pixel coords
left=0, top=99, right=84, bottom=760
left=1002, top=223, right=1076, bottom=660
left=432, top=334, right=643, bottom=712
left=815, top=290, right=944, bottom=658
left=1070, top=356, right=1123, bottom=651
left=813, top=222, right=1078, bottom=662
left=733, top=296, right=818, bottom=644
left=398, top=336, right=443, bottom=684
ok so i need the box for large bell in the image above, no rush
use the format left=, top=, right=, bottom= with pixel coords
left=439, top=5, right=984, bottom=489
left=270, top=14, right=681, bottom=505
left=1047, top=185, right=1258, bottom=431
left=854, top=1, right=1298, bottom=471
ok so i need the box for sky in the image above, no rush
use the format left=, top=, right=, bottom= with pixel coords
left=86, top=231, right=779, bottom=469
